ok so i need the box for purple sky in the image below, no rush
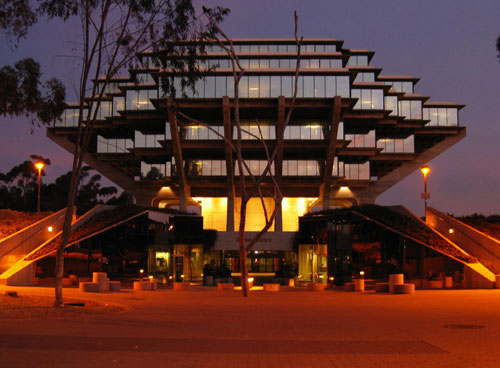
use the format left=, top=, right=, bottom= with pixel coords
left=1, top=0, right=499, bottom=216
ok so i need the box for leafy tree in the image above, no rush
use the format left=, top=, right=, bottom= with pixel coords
left=497, top=35, right=500, bottom=61
left=2, top=0, right=229, bottom=306
left=0, top=58, right=65, bottom=126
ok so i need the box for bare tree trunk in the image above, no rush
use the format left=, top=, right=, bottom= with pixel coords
left=54, top=162, right=80, bottom=307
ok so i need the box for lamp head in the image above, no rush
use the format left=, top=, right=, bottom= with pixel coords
left=420, top=165, right=430, bottom=176
left=35, top=162, right=45, bottom=171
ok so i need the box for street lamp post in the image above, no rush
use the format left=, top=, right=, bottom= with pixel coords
left=35, top=162, right=45, bottom=212
left=420, top=165, right=430, bottom=219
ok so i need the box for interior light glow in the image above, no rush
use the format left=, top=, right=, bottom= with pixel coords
left=47, top=226, right=53, bottom=232
left=449, top=228, right=454, bottom=234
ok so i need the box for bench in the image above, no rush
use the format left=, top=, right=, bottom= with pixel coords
left=307, top=283, right=326, bottom=291
left=263, top=283, right=280, bottom=292
left=393, top=283, right=415, bottom=294
left=173, top=282, right=191, bottom=291
left=375, top=282, right=390, bottom=293
left=133, top=281, right=152, bottom=291
left=344, top=282, right=355, bottom=292
left=217, top=283, right=235, bottom=291
left=109, top=281, right=121, bottom=291
left=79, top=282, right=99, bottom=293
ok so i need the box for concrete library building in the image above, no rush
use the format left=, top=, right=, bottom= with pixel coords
left=48, top=38, right=471, bottom=286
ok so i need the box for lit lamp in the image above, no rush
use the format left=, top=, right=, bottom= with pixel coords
left=35, top=162, right=45, bottom=212
left=420, top=165, right=430, bottom=218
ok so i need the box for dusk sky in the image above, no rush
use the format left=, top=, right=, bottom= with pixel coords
left=1, top=0, right=499, bottom=217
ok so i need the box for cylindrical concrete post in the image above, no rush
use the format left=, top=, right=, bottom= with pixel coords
left=354, top=278, right=365, bottom=292
left=389, top=273, right=404, bottom=293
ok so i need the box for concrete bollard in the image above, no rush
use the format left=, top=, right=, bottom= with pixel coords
left=354, top=279, right=365, bottom=292
left=92, top=272, right=109, bottom=292
left=389, top=274, right=404, bottom=293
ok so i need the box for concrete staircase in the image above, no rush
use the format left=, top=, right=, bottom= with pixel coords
left=426, top=207, right=499, bottom=288
left=0, top=205, right=113, bottom=286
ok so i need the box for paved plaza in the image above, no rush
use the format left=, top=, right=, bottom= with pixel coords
left=1, top=285, right=500, bottom=367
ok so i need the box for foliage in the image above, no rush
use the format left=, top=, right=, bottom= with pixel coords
left=0, top=0, right=37, bottom=42
left=202, top=229, right=217, bottom=252
left=456, top=213, right=500, bottom=240
left=0, top=158, right=121, bottom=213
left=0, top=58, right=65, bottom=126
left=0, top=210, right=50, bottom=239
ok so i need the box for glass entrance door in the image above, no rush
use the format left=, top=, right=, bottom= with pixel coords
left=174, top=255, right=184, bottom=282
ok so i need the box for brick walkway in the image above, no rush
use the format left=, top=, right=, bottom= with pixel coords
left=1, top=286, right=499, bottom=367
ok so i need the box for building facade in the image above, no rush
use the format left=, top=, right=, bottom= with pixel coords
left=49, top=39, right=466, bottom=284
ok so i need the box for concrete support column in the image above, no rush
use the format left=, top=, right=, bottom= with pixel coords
left=226, top=195, right=235, bottom=231
left=274, top=199, right=283, bottom=231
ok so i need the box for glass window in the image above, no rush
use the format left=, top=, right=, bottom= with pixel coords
left=290, top=125, right=300, bottom=139
left=260, top=59, right=270, bottom=68
left=199, top=126, right=209, bottom=140
left=336, top=76, right=350, bottom=97
left=249, top=59, right=259, bottom=68
left=351, top=89, right=361, bottom=109
left=309, top=59, right=320, bottom=68
left=260, top=76, right=270, bottom=98
left=314, top=76, right=325, bottom=98
left=112, top=97, right=125, bottom=116
left=438, top=108, right=447, bottom=125
left=325, top=76, right=336, bottom=98
left=337, top=122, right=344, bottom=140
left=325, top=45, right=336, bottom=52
left=410, top=100, right=422, bottom=119
left=357, top=56, right=368, bottom=66
left=281, top=76, right=292, bottom=97
left=205, top=76, right=215, bottom=98
left=280, top=59, right=290, bottom=68
left=385, top=96, right=398, bottom=116
left=447, top=108, right=458, bottom=126
left=402, top=82, right=413, bottom=94
left=239, top=77, right=248, bottom=98
left=372, top=90, right=383, bottom=109
left=320, top=59, right=330, bottom=69
left=248, top=76, right=259, bottom=98
left=269, top=76, right=280, bottom=97
left=270, top=59, right=279, bottom=68
left=303, top=76, right=314, bottom=97
left=358, top=162, right=369, bottom=180
left=297, top=161, right=307, bottom=175
left=361, top=89, right=371, bottom=109
left=215, top=76, right=226, bottom=97
left=399, top=101, right=410, bottom=118
left=404, top=135, right=414, bottom=152
left=331, top=59, right=343, bottom=68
